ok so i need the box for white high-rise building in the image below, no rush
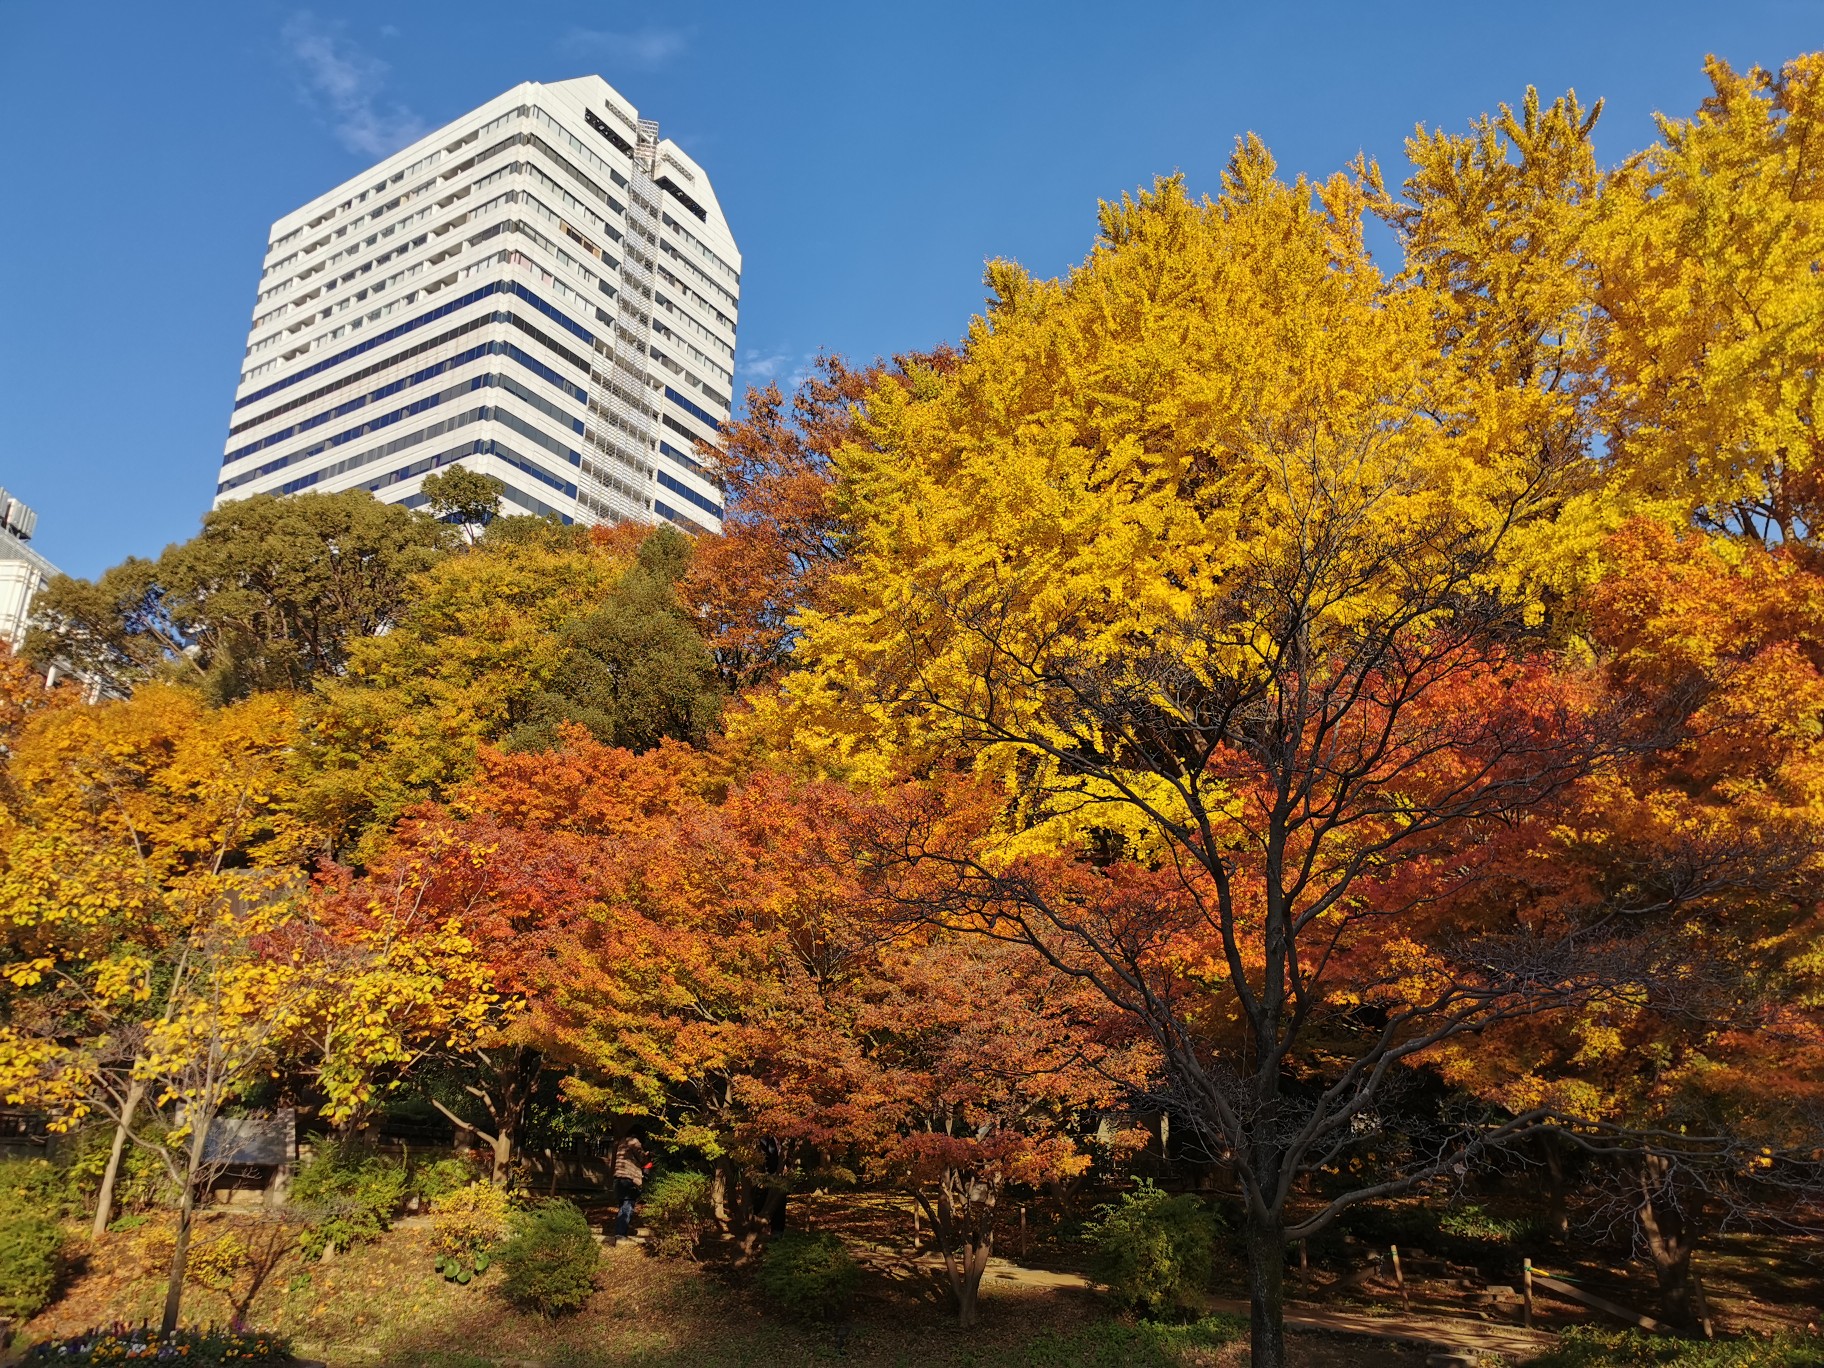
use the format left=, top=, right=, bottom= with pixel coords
left=214, top=77, right=738, bottom=533
left=0, top=488, right=56, bottom=652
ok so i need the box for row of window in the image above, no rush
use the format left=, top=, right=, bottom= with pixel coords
left=656, top=468, right=723, bottom=516
left=231, top=306, right=590, bottom=438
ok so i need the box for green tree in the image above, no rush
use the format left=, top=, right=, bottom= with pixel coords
left=508, top=526, right=723, bottom=753
left=421, top=465, right=505, bottom=542
left=26, top=491, right=448, bottom=702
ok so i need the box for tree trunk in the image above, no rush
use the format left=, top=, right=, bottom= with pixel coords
left=1245, top=1214, right=1287, bottom=1368
left=956, top=1231, right=992, bottom=1328
left=1542, top=1135, right=1570, bottom=1241
left=1638, top=1154, right=1699, bottom=1327
left=489, top=1129, right=513, bottom=1186
left=92, top=1077, right=146, bottom=1239
left=159, top=1114, right=212, bottom=1338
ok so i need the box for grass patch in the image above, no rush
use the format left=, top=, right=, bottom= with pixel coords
left=1530, top=1327, right=1824, bottom=1368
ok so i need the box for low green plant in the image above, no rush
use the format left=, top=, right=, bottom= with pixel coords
left=495, top=1199, right=599, bottom=1316
left=431, top=1181, right=512, bottom=1284
left=0, top=1157, right=68, bottom=1217
left=755, top=1231, right=860, bottom=1323
left=641, top=1169, right=713, bottom=1260
left=1530, top=1327, right=1824, bottom=1367
left=1436, top=1201, right=1540, bottom=1244
left=411, top=1155, right=482, bottom=1206
left=1083, top=1181, right=1222, bottom=1316
left=290, top=1141, right=409, bottom=1258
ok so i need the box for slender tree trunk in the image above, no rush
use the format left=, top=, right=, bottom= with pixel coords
left=489, top=1129, right=513, bottom=1186
left=92, top=1077, right=146, bottom=1239
left=1245, top=1213, right=1287, bottom=1368
left=159, top=1114, right=212, bottom=1338
left=956, top=1230, right=992, bottom=1328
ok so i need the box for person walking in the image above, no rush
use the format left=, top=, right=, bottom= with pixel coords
left=610, top=1134, right=650, bottom=1240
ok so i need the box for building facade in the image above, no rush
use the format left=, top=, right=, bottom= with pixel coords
left=0, top=489, right=56, bottom=651
left=215, top=77, right=737, bottom=533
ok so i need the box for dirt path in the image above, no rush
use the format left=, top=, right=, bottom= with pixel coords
left=943, top=1255, right=1557, bottom=1361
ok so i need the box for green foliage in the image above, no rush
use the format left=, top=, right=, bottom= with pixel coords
left=24, top=1326, right=294, bottom=1363
left=641, top=1169, right=713, bottom=1260
left=421, top=465, right=504, bottom=533
left=1021, top=1314, right=1247, bottom=1367
left=754, top=1231, right=860, bottom=1323
left=430, top=1181, right=512, bottom=1285
left=1436, top=1201, right=1540, bottom=1244
left=1083, top=1182, right=1222, bottom=1316
left=65, top=1122, right=177, bottom=1217
left=1531, top=1327, right=1824, bottom=1367
left=0, top=1207, right=61, bottom=1320
left=26, top=490, right=447, bottom=703
left=290, top=1143, right=409, bottom=1259
left=495, top=1200, right=599, bottom=1317
left=0, top=1158, right=65, bottom=1318
left=506, top=526, right=724, bottom=754
left=0, top=1157, right=69, bottom=1218
left=411, top=1155, right=483, bottom=1205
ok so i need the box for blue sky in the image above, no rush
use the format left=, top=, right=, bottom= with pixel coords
left=3, top=1, right=1821, bottom=578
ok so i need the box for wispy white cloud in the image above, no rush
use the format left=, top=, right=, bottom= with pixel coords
left=560, top=24, right=691, bottom=69
left=739, top=348, right=819, bottom=392
left=281, top=12, right=427, bottom=158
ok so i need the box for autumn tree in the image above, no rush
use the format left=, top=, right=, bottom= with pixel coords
left=684, top=350, right=954, bottom=690
left=1597, top=54, right=1824, bottom=548
left=420, top=463, right=506, bottom=541
left=0, top=685, right=306, bottom=1236
left=768, top=164, right=1632, bottom=1364
left=26, top=491, right=448, bottom=702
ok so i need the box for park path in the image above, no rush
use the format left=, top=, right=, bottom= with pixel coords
left=951, top=1256, right=1557, bottom=1362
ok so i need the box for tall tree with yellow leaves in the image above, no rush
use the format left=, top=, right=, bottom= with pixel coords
left=767, top=160, right=1626, bottom=1363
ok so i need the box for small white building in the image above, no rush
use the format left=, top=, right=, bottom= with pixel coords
left=214, top=76, right=739, bottom=535
left=0, top=489, right=56, bottom=652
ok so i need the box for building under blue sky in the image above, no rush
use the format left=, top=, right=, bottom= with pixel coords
left=3, top=1, right=1821, bottom=577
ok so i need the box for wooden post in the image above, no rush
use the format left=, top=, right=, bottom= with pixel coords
left=1020, top=1206, right=1028, bottom=1258
left=1298, top=1239, right=1308, bottom=1282
left=1691, top=1255, right=1715, bottom=1341
left=912, top=1202, right=921, bottom=1247
left=1523, top=1257, right=1535, bottom=1328
left=1390, top=1244, right=1408, bottom=1311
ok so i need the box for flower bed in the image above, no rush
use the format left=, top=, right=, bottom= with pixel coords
left=25, top=1324, right=294, bottom=1364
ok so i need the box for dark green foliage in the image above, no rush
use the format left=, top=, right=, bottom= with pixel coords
left=754, top=1231, right=860, bottom=1323
left=65, top=1122, right=177, bottom=1217
left=1530, top=1327, right=1824, bottom=1367
left=0, top=1173, right=62, bottom=1319
left=495, top=1200, right=599, bottom=1317
left=409, top=1155, right=482, bottom=1205
left=26, top=490, right=447, bottom=701
left=506, top=526, right=723, bottom=753
left=641, top=1170, right=713, bottom=1260
left=290, top=1143, right=409, bottom=1259
left=420, top=465, right=504, bottom=532
left=25, top=1326, right=294, bottom=1364
left=1083, top=1181, right=1222, bottom=1316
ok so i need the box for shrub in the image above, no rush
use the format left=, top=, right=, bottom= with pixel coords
left=289, top=1142, right=408, bottom=1258
left=0, top=1160, right=65, bottom=1319
left=0, top=1208, right=62, bottom=1319
left=1084, top=1181, right=1222, bottom=1316
left=755, top=1232, right=860, bottom=1323
left=1531, top=1327, right=1824, bottom=1368
left=187, top=1231, right=250, bottom=1292
left=411, top=1155, right=482, bottom=1206
left=1436, top=1202, right=1538, bottom=1244
left=430, top=1181, right=512, bottom=1284
left=25, top=1325, right=293, bottom=1364
left=495, top=1200, right=599, bottom=1316
left=641, top=1170, right=713, bottom=1260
